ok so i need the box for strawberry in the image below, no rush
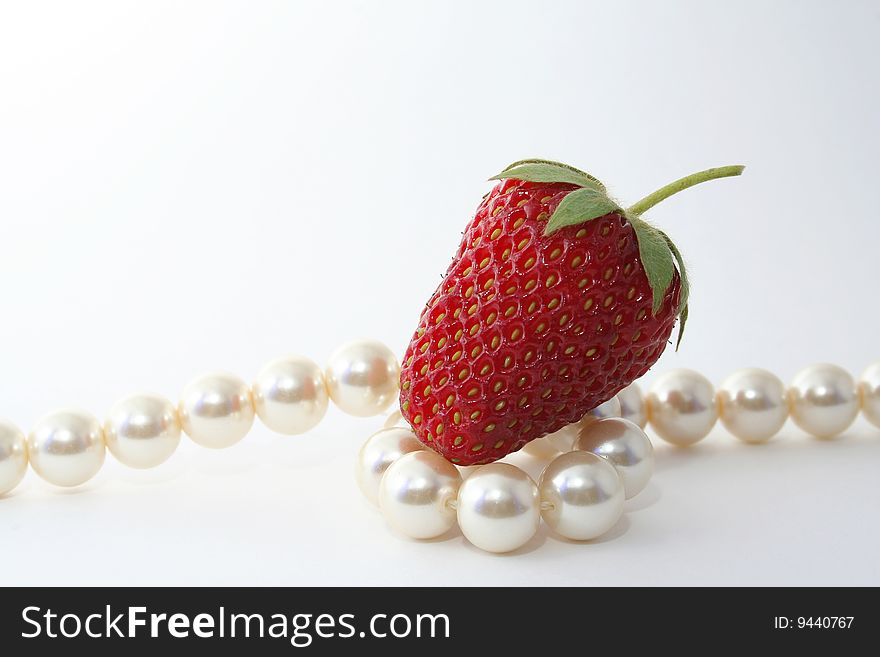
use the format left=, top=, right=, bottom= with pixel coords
left=400, top=159, right=743, bottom=465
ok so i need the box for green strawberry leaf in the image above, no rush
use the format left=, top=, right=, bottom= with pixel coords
left=489, top=159, right=605, bottom=191
left=543, top=187, right=621, bottom=235
left=628, top=217, right=675, bottom=315
left=675, top=303, right=689, bottom=351
left=657, top=229, right=689, bottom=349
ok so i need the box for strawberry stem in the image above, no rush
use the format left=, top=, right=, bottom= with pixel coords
left=626, top=165, right=744, bottom=216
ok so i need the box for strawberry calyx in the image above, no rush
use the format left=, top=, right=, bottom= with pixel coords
left=489, top=159, right=744, bottom=349
left=489, top=159, right=606, bottom=190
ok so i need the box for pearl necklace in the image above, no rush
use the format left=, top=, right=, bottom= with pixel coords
left=0, top=339, right=401, bottom=492
left=357, top=362, right=880, bottom=553
left=2, top=339, right=879, bottom=554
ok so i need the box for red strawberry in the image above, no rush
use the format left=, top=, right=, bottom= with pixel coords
left=400, top=159, right=743, bottom=465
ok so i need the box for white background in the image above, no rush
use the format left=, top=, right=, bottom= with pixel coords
left=1, top=0, right=878, bottom=585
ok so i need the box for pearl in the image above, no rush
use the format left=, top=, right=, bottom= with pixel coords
left=520, top=435, right=564, bottom=460
left=616, top=382, right=647, bottom=429
left=253, top=356, right=328, bottom=435
left=325, top=339, right=400, bottom=417
left=0, top=419, right=28, bottom=495
left=582, top=396, right=622, bottom=424
left=383, top=410, right=405, bottom=429
left=541, top=423, right=581, bottom=453
left=788, top=364, right=858, bottom=439
left=355, top=427, right=424, bottom=504
left=179, top=372, right=254, bottom=448
left=104, top=394, right=181, bottom=468
left=717, top=368, right=788, bottom=443
left=533, top=398, right=623, bottom=455
left=378, top=450, right=461, bottom=539
left=28, top=410, right=105, bottom=487
left=539, top=451, right=624, bottom=540
left=647, top=369, right=718, bottom=446
left=574, top=417, right=654, bottom=499
left=456, top=463, right=540, bottom=553
left=858, top=362, right=880, bottom=429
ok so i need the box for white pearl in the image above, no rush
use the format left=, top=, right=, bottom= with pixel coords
left=541, top=423, right=581, bottom=453
left=355, top=427, right=424, bottom=504
left=717, top=368, right=788, bottom=443
left=253, top=356, right=328, bottom=435
left=539, top=451, right=624, bottom=540
left=647, top=369, right=718, bottom=446
left=456, top=463, right=540, bottom=553
left=788, top=364, right=858, bottom=439
left=383, top=409, right=405, bottom=429
left=582, top=396, right=622, bottom=424
left=104, top=394, right=181, bottom=468
left=0, top=419, right=28, bottom=495
left=179, top=372, right=254, bottom=448
left=520, top=435, right=564, bottom=460
left=28, top=410, right=105, bottom=487
left=616, top=382, right=647, bottom=429
left=536, top=399, right=622, bottom=456
left=574, top=417, right=654, bottom=499
left=325, top=339, right=400, bottom=417
left=858, top=362, right=880, bottom=429
left=378, top=450, right=461, bottom=539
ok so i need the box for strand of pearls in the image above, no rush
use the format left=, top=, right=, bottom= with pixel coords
left=3, top=343, right=879, bottom=554
left=646, top=364, right=878, bottom=445
left=357, top=412, right=652, bottom=553
left=358, top=362, right=880, bottom=553
left=0, top=339, right=402, bottom=495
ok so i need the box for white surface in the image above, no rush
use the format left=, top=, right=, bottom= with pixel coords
left=1, top=0, right=878, bottom=586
